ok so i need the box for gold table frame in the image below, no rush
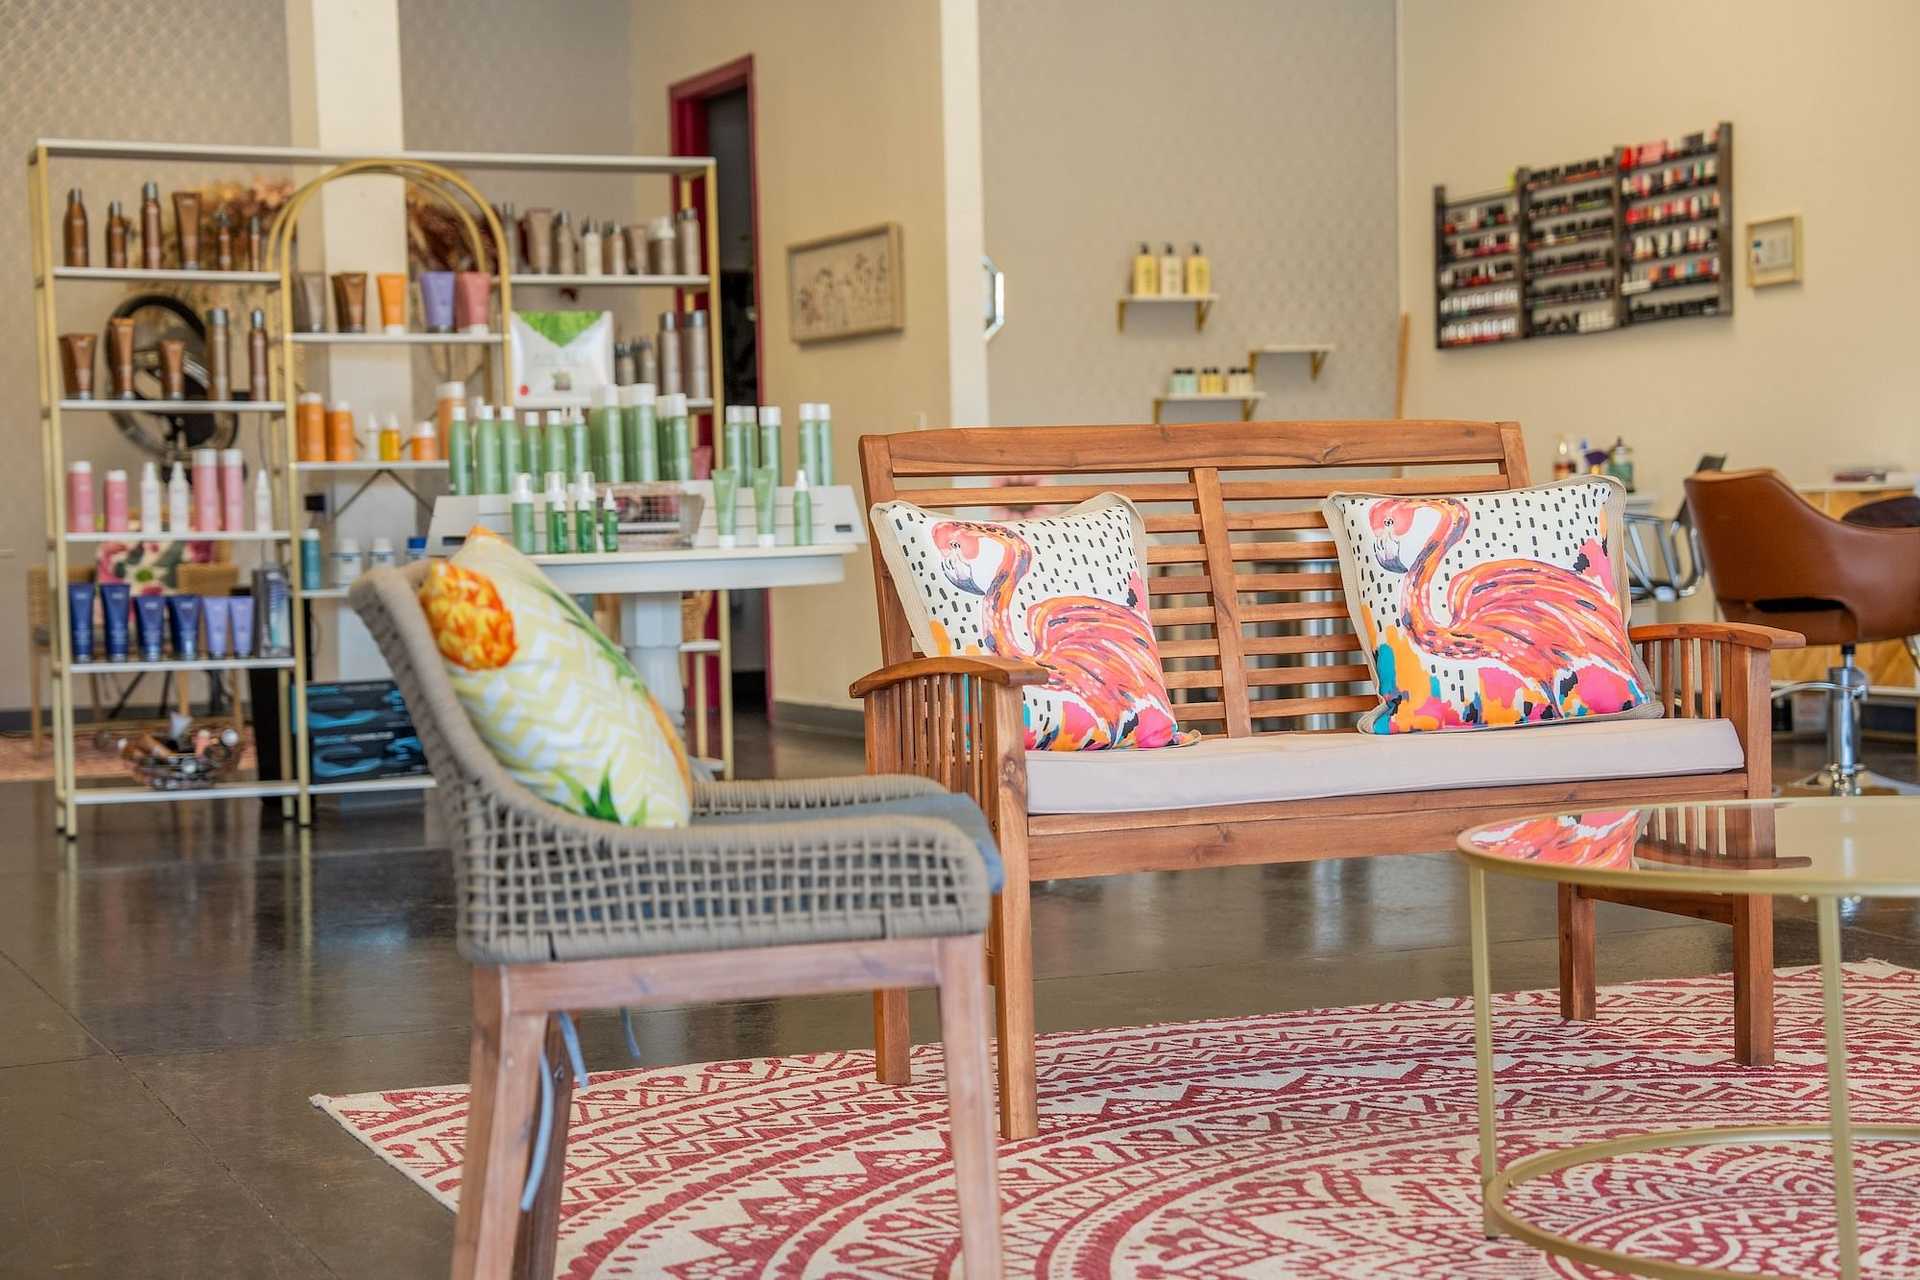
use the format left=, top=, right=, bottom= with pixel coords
left=1457, top=798, right=1920, bottom=1280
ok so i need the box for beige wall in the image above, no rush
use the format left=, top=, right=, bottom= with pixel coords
left=982, top=0, right=1400, bottom=425
left=632, top=0, right=982, bottom=713
left=1398, top=0, right=1920, bottom=509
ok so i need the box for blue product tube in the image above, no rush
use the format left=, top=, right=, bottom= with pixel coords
left=66, top=582, right=95, bottom=662
left=167, top=594, right=202, bottom=661
left=202, top=596, right=232, bottom=659
left=99, top=581, right=131, bottom=661
left=133, top=593, right=166, bottom=662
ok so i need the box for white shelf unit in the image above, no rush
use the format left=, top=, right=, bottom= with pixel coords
left=510, top=273, right=708, bottom=289
left=289, top=331, right=502, bottom=346
left=1248, top=343, right=1335, bottom=380
left=1151, top=391, right=1265, bottom=424
left=63, top=529, right=290, bottom=543
left=56, top=399, right=285, bottom=414
left=31, top=138, right=730, bottom=834
left=1117, top=293, right=1218, bottom=332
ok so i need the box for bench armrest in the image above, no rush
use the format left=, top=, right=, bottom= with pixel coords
left=850, top=655, right=1049, bottom=698
left=1631, top=621, right=1796, bottom=797
left=851, top=657, right=1035, bottom=835
left=1629, top=621, right=1806, bottom=651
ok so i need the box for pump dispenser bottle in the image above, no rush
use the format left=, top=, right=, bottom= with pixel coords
left=139, top=461, right=162, bottom=535
left=1160, top=243, right=1182, bottom=296
left=166, top=464, right=190, bottom=533
left=139, top=181, right=162, bottom=270
left=63, top=189, right=88, bottom=268
left=573, top=475, right=598, bottom=553
left=1131, top=243, right=1157, bottom=296
left=544, top=473, right=571, bottom=554
left=509, top=473, right=536, bottom=552
left=1185, top=243, right=1211, bottom=296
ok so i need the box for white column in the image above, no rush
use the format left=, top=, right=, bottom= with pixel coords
left=285, top=0, right=414, bottom=680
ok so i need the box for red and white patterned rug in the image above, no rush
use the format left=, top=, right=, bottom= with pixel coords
left=314, top=962, right=1920, bottom=1278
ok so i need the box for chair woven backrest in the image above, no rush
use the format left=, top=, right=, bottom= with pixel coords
left=860, top=419, right=1529, bottom=738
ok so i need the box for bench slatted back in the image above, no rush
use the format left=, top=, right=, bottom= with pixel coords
left=861, top=420, right=1529, bottom=738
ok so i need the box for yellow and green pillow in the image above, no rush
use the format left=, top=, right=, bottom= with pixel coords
left=418, top=528, right=692, bottom=827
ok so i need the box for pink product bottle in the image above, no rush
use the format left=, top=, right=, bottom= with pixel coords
left=103, top=468, right=129, bottom=532
left=192, top=448, right=220, bottom=532
left=66, top=460, right=94, bottom=533
left=220, top=448, right=246, bottom=532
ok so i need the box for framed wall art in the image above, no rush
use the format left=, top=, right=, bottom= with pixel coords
left=787, top=221, right=904, bottom=343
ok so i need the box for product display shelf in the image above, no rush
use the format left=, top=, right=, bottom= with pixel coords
left=28, top=139, right=307, bottom=835
left=293, top=459, right=449, bottom=473
left=49, top=266, right=281, bottom=286
left=1435, top=121, right=1732, bottom=349
left=63, top=528, right=291, bottom=543
left=55, top=399, right=285, bottom=414
left=31, top=139, right=732, bottom=836
left=1247, top=344, right=1334, bottom=380
left=1116, top=293, right=1217, bottom=333
left=1151, top=391, right=1264, bottom=424
left=1433, top=186, right=1523, bottom=349
left=511, top=273, right=709, bottom=289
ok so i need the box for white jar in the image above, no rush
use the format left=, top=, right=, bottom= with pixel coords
left=368, top=536, right=398, bottom=570
left=330, top=537, right=364, bottom=587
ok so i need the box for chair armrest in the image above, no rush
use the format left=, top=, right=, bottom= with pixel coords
left=849, top=655, right=1049, bottom=698
left=1630, top=621, right=1806, bottom=651
left=692, top=774, right=946, bottom=816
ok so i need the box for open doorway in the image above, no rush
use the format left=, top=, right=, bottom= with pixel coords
left=671, top=58, right=770, bottom=718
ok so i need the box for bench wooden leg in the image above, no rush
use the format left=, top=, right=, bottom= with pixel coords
left=451, top=969, right=547, bottom=1280
left=1731, top=894, right=1775, bottom=1066
left=873, top=989, right=912, bottom=1084
left=936, top=935, right=1005, bottom=1278
left=1557, top=884, right=1596, bottom=1022
left=991, top=871, right=1039, bottom=1141
left=511, top=1014, right=576, bottom=1280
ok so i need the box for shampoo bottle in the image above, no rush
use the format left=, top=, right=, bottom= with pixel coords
left=448, top=411, right=473, bottom=496
left=1160, top=243, right=1182, bottom=296
left=509, top=473, right=536, bottom=553
left=473, top=403, right=501, bottom=495
left=166, top=464, right=191, bottom=533
left=253, top=467, right=273, bottom=531
left=600, top=489, right=619, bottom=551
left=792, top=468, right=813, bottom=546
left=543, top=410, right=567, bottom=477
left=573, top=475, right=599, bottom=553
left=520, top=409, right=542, bottom=477
left=544, top=472, right=571, bottom=554
left=568, top=409, right=590, bottom=479
left=592, top=384, right=623, bottom=484
left=139, top=461, right=162, bottom=535
left=1185, top=243, right=1211, bottom=296
left=1131, top=242, right=1157, bottom=296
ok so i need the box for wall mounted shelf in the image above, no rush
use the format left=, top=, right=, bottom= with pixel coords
left=289, top=331, right=501, bottom=346
left=48, top=266, right=280, bottom=286
left=62, top=529, right=290, bottom=543
left=292, top=459, right=448, bottom=473
left=1152, top=391, right=1264, bottom=424
left=1249, top=344, right=1335, bottom=380
left=1117, top=293, right=1217, bottom=333
left=510, top=273, right=709, bottom=289
left=54, top=399, right=284, bottom=414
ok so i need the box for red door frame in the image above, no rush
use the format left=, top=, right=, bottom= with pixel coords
left=669, top=56, right=772, bottom=717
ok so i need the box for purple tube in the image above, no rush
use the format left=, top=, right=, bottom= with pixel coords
left=133, top=593, right=165, bottom=662
left=202, top=596, right=232, bottom=659
left=67, top=583, right=95, bottom=663
left=419, top=271, right=455, bottom=333
left=167, top=594, right=201, bottom=661
left=99, top=581, right=131, bottom=661
left=229, top=595, right=255, bottom=657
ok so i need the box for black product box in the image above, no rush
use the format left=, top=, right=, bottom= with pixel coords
left=309, top=726, right=427, bottom=781
left=307, top=680, right=415, bottom=733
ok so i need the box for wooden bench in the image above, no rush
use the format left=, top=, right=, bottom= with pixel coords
left=852, top=420, right=1801, bottom=1140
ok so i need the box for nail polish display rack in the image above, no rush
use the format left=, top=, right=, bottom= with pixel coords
left=1434, top=121, right=1732, bottom=350
left=29, top=140, right=731, bottom=839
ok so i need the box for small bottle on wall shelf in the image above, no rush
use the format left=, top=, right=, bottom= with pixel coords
left=1184, top=243, right=1211, bottom=296
left=1159, top=243, right=1182, bottom=297
left=1131, top=243, right=1158, bottom=296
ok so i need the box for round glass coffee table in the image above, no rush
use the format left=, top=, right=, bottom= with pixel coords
left=1457, top=797, right=1920, bottom=1280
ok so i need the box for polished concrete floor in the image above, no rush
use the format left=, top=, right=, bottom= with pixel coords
left=1, top=722, right=1916, bottom=1277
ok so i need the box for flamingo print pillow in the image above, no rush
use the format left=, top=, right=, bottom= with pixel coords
left=870, top=494, right=1189, bottom=751
left=1322, top=476, right=1658, bottom=735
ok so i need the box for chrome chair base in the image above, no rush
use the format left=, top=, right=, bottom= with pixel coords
left=1786, top=766, right=1920, bottom=798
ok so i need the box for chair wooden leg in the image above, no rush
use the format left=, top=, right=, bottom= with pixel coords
left=1558, top=884, right=1596, bottom=1022
left=451, top=968, right=547, bottom=1280
left=991, top=874, right=1039, bottom=1141
left=935, top=935, right=1004, bottom=1279
left=29, top=651, right=44, bottom=748
left=1731, top=894, right=1775, bottom=1066
left=511, top=1014, right=576, bottom=1280
left=873, top=989, right=912, bottom=1084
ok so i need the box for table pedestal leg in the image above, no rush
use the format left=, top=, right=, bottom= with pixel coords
left=1818, top=895, right=1860, bottom=1280
left=620, top=592, right=685, bottom=729
left=1468, top=866, right=1500, bottom=1238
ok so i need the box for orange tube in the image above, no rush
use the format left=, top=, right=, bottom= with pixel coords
left=326, top=401, right=358, bottom=462
left=376, top=273, right=408, bottom=334
left=295, top=393, right=327, bottom=462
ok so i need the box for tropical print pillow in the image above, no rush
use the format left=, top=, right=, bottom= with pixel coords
left=418, top=527, right=692, bottom=826
left=870, top=493, right=1190, bottom=751
left=1322, top=476, right=1658, bottom=734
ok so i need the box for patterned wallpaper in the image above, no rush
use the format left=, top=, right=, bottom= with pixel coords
left=979, top=0, right=1399, bottom=427
left=0, top=0, right=291, bottom=710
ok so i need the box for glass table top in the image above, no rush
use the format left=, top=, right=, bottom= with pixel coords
left=1457, top=797, right=1920, bottom=897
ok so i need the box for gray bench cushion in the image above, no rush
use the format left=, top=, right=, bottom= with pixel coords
left=1026, top=717, right=1744, bottom=815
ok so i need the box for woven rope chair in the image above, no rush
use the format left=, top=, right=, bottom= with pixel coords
left=350, top=565, right=1003, bottom=1280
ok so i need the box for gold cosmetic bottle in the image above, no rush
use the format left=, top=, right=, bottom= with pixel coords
left=139, top=181, right=162, bottom=269
left=105, top=202, right=129, bottom=268
left=62, top=189, right=88, bottom=267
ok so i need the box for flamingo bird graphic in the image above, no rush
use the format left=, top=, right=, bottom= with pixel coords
left=930, top=519, right=1181, bottom=750
left=1367, top=497, right=1646, bottom=725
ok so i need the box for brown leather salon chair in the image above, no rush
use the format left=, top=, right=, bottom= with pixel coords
left=1687, top=469, right=1920, bottom=794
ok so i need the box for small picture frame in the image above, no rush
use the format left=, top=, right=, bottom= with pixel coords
left=787, top=222, right=904, bottom=344
left=1746, top=214, right=1802, bottom=287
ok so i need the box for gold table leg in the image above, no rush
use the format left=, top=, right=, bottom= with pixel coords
left=1468, top=865, right=1500, bottom=1238
left=1817, top=895, right=1860, bottom=1280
